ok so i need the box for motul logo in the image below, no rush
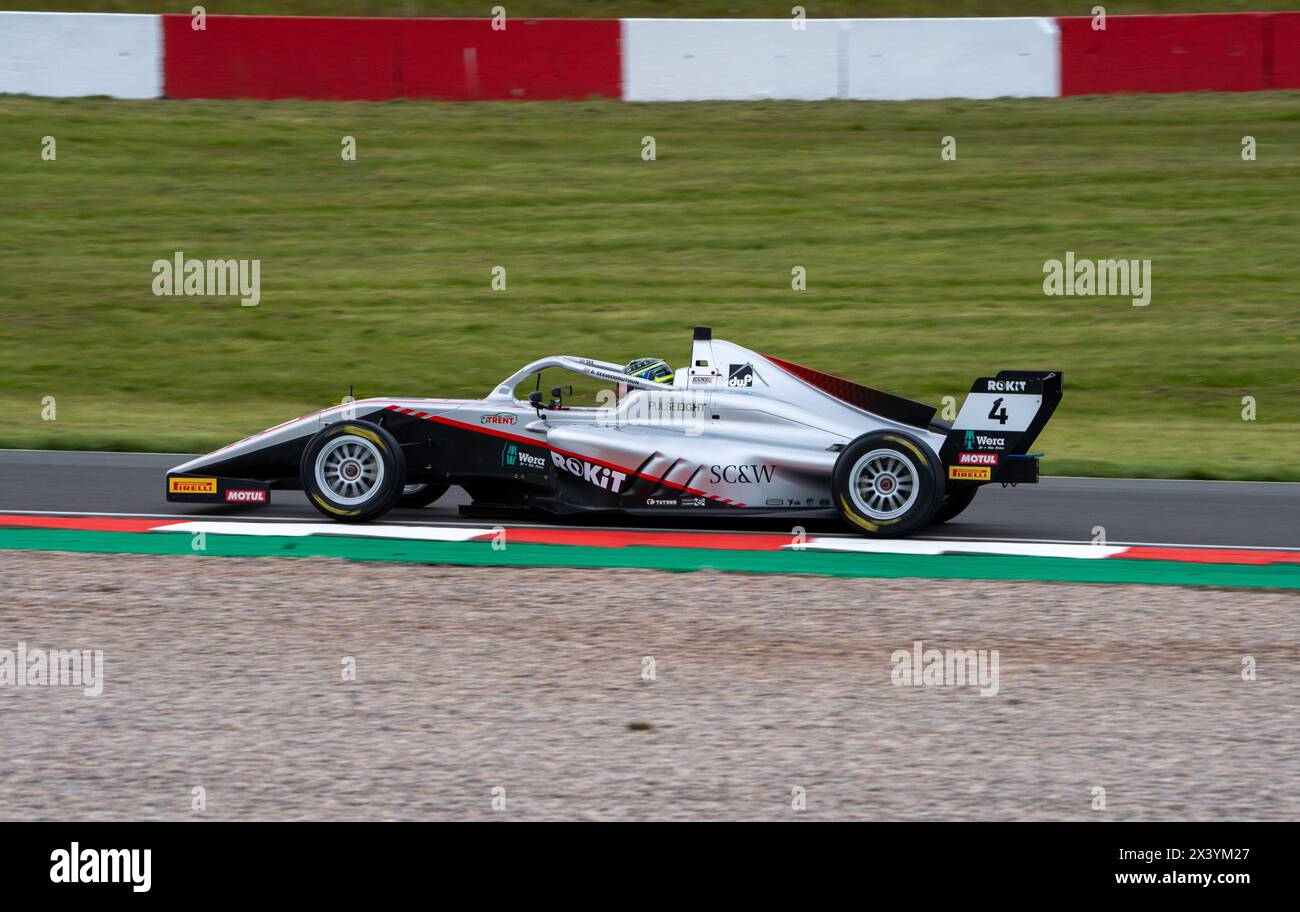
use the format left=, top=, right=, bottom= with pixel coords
left=224, top=489, right=267, bottom=503
left=958, top=453, right=998, bottom=466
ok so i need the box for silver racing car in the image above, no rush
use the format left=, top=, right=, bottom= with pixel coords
left=165, top=326, right=1062, bottom=537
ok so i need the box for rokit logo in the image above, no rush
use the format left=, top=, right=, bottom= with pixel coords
left=224, top=489, right=267, bottom=503
left=957, top=453, right=998, bottom=466
left=552, top=451, right=628, bottom=492
left=709, top=464, right=775, bottom=484
left=985, top=379, right=1028, bottom=392
left=962, top=430, right=1007, bottom=450
left=727, top=363, right=755, bottom=388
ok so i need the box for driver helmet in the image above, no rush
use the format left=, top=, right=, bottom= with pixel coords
left=624, top=358, right=674, bottom=384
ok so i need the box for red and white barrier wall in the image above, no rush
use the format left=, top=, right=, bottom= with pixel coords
left=162, top=16, right=620, bottom=101
left=622, top=18, right=1059, bottom=101
left=0, top=12, right=162, bottom=99
left=1, top=11, right=1298, bottom=102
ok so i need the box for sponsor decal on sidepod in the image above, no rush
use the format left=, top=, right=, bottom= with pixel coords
left=708, top=464, right=775, bottom=484
left=551, top=451, right=628, bottom=492
left=501, top=443, right=547, bottom=470
left=957, top=453, right=998, bottom=466
left=949, top=466, right=992, bottom=481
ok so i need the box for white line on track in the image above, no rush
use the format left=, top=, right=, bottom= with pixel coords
left=156, top=521, right=491, bottom=541
left=796, top=539, right=1127, bottom=559
left=2, top=508, right=1296, bottom=552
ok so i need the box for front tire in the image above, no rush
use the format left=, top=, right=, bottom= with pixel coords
left=832, top=431, right=943, bottom=538
left=301, top=420, right=405, bottom=523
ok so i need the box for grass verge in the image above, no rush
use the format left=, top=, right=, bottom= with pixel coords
left=1, top=93, right=1296, bottom=478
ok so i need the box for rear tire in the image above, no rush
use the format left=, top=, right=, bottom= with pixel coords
left=301, top=420, right=405, bottom=523
left=933, top=486, right=979, bottom=524
left=832, top=431, right=943, bottom=538
left=397, top=483, right=449, bottom=509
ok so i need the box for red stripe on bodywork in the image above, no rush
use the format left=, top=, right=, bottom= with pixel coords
left=414, top=412, right=743, bottom=506
left=478, top=528, right=790, bottom=550
left=0, top=515, right=178, bottom=533
left=1116, top=547, right=1300, bottom=566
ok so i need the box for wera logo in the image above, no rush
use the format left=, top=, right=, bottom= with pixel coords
left=50, top=843, right=151, bottom=892
left=501, top=443, right=545, bottom=470
left=962, top=431, right=1005, bottom=450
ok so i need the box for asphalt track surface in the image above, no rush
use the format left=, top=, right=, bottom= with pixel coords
left=0, top=449, right=1296, bottom=548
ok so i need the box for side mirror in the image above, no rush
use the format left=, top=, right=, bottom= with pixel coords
left=550, top=386, right=564, bottom=409
left=528, top=391, right=544, bottom=412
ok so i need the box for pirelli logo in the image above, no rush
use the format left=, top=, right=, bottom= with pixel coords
left=948, top=466, right=992, bottom=481
left=169, top=476, right=217, bottom=494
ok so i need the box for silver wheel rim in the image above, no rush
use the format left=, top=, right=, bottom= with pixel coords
left=315, top=434, right=385, bottom=506
left=849, top=448, right=920, bottom=520
left=402, top=484, right=426, bottom=497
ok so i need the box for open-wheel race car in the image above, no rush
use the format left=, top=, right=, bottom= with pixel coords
left=165, top=326, right=1062, bottom=537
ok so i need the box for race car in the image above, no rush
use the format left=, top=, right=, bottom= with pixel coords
left=165, top=326, right=1061, bottom=537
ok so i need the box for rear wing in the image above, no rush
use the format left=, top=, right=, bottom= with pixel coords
left=939, top=371, right=1063, bottom=485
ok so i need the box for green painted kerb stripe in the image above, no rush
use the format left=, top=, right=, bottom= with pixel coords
left=0, top=528, right=1296, bottom=588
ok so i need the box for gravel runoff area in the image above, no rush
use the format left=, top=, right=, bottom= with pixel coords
left=1, top=551, right=1296, bottom=821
